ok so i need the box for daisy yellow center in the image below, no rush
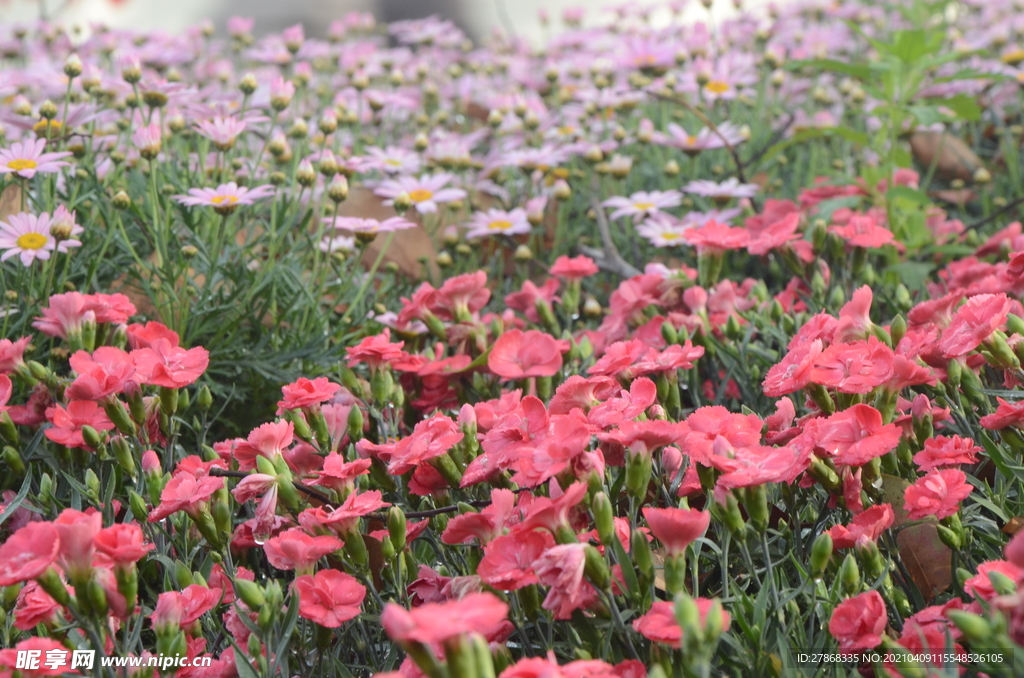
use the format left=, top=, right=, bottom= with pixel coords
left=408, top=189, right=433, bottom=202
left=1003, top=49, right=1024, bottom=64
left=16, top=233, right=48, bottom=249
left=687, top=135, right=698, bottom=144
left=33, top=119, right=63, bottom=134
left=210, top=195, right=239, bottom=205
left=639, top=55, right=657, bottom=64
left=704, top=80, right=730, bottom=94
left=385, top=158, right=402, bottom=166
left=558, top=125, right=577, bottom=135
left=633, top=202, right=655, bottom=210
left=7, top=159, right=37, bottom=171
left=662, top=232, right=681, bottom=240
left=488, top=220, right=513, bottom=231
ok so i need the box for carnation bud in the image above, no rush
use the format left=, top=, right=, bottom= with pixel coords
left=810, top=532, right=833, bottom=578
left=124, top=490, right=148, bottom=525
left=388, top=506, right=407, bottom=553
left=890, top=314, right=907, bottom=347
left=895, top=284, right=912, bottom=310
left=583, top=296, right=602, bottom=318
left=936, top=525, right=962, bottom=550
left=946, top=358, right=962, bottom=389
left=111, top=436, right=135, bottom=476
left=514, top=244, right=533, bottom=261
left=947, top=610, right=993, bottom=645
left=346, top=404, right=364, bottom=440
left=38, top=473, right=54, bottom=508
left=81, top=425, right=104, bottom=450
left=235, top=579, right=265, bottom=608
left=973, top=167, right=992, bottom=184
left=84, top=467, right=101, bottom=500
left=664, top=159, right=680, bottom=176
left=674, top=592, right=703, bottom=644
left=592, top=492, right=615, bottom=545
left=2, top=446, right=24, bottom=476
left=840, top=553, right=861, bottom=594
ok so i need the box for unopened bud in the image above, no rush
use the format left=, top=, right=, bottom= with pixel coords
left=239, top=73, right=258, bottom=95
left=64, top=53, right=83, bottom=78
left=112, top=190, right=132, bottom=209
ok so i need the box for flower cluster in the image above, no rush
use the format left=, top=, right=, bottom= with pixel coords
left=2, top=1, right=1024, bottom=678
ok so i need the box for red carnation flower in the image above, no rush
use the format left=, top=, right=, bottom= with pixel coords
left=294, top=568, right=366, bottom=627
left=489, top=329, right=564, bottom=380
left=828, top=590, right=887, bottom=651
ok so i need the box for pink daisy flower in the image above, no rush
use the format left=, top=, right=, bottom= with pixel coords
left=637, top=213, right=690, bottom=248
left=684, top=178, right=760, bottom=201
left=374, top=173, right=467, bottom=214
left=174, top=182, right=276, bottom=215
left=195, top=116, right=248, bottom=150
left=322, top=216, right=418, bottom=234
left=0, top=139, right=72, bottom=179
left=0, top=212, right=79, bottom=266
left=602, top=190, right=682, bottom=221
left=463, top=208, right=531, bottom=239
left=651, top=122, right=750, bottom=153
left=358, top=146, right=422, bottom=174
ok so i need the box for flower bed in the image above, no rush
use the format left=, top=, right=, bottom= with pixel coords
left=1, top=1, right=1024, bottom=677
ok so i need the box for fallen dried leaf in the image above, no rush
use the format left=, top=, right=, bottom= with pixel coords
left=0, top=184, right=21, bottom=221
left=909, top=132, right=984, bottom=182
left=335, top=186, right=437, bottom=281
left=928, top=189, right=977, bottom=204
left=1002, top=516, right=1024, bottom=535
left=880, top=473, right=952, bottom=602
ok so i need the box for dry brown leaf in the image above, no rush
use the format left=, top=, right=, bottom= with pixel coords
left=114, top=186, right=437, bottom=323
left=897, top=524, right=952, bottom=602
left=909, top=132, right=984, bottom=182
left=335, top=186, right=437, bottom=281
left=0, top=184, right=21, bottom=221
left=928, top=189, right=977, bottom=204
left=363, top=533, right=385, bottom=590
left=880, top=473, right=952, bottom=602
left=1002, top=516, right=1024, bottom=535
left=651, top=547, right=666, bottom=593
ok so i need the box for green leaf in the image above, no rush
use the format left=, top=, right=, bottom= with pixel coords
left=979, top=431, right=1024, bottom=484
left=271, top=593, right=301, bottom=678
left=886, top=262, right=935, bottom=292
left=886, top=185, right=930, bottom=206
left=761, top=127, right=869, bottom=162
left=908, top=105, right=949, bottom=127
left=786, top=58, right=871, bottom=80
left=0, top=474, right=32, bottom=528
left=609, top=530, right=640, bottom=602
left=812, top=196, right=863, bottom=224
left=229, top=638, right=262, bottom=678
left=933, top=94, right=983, bottom=121
left=891, top=29, right=944, bottom=63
